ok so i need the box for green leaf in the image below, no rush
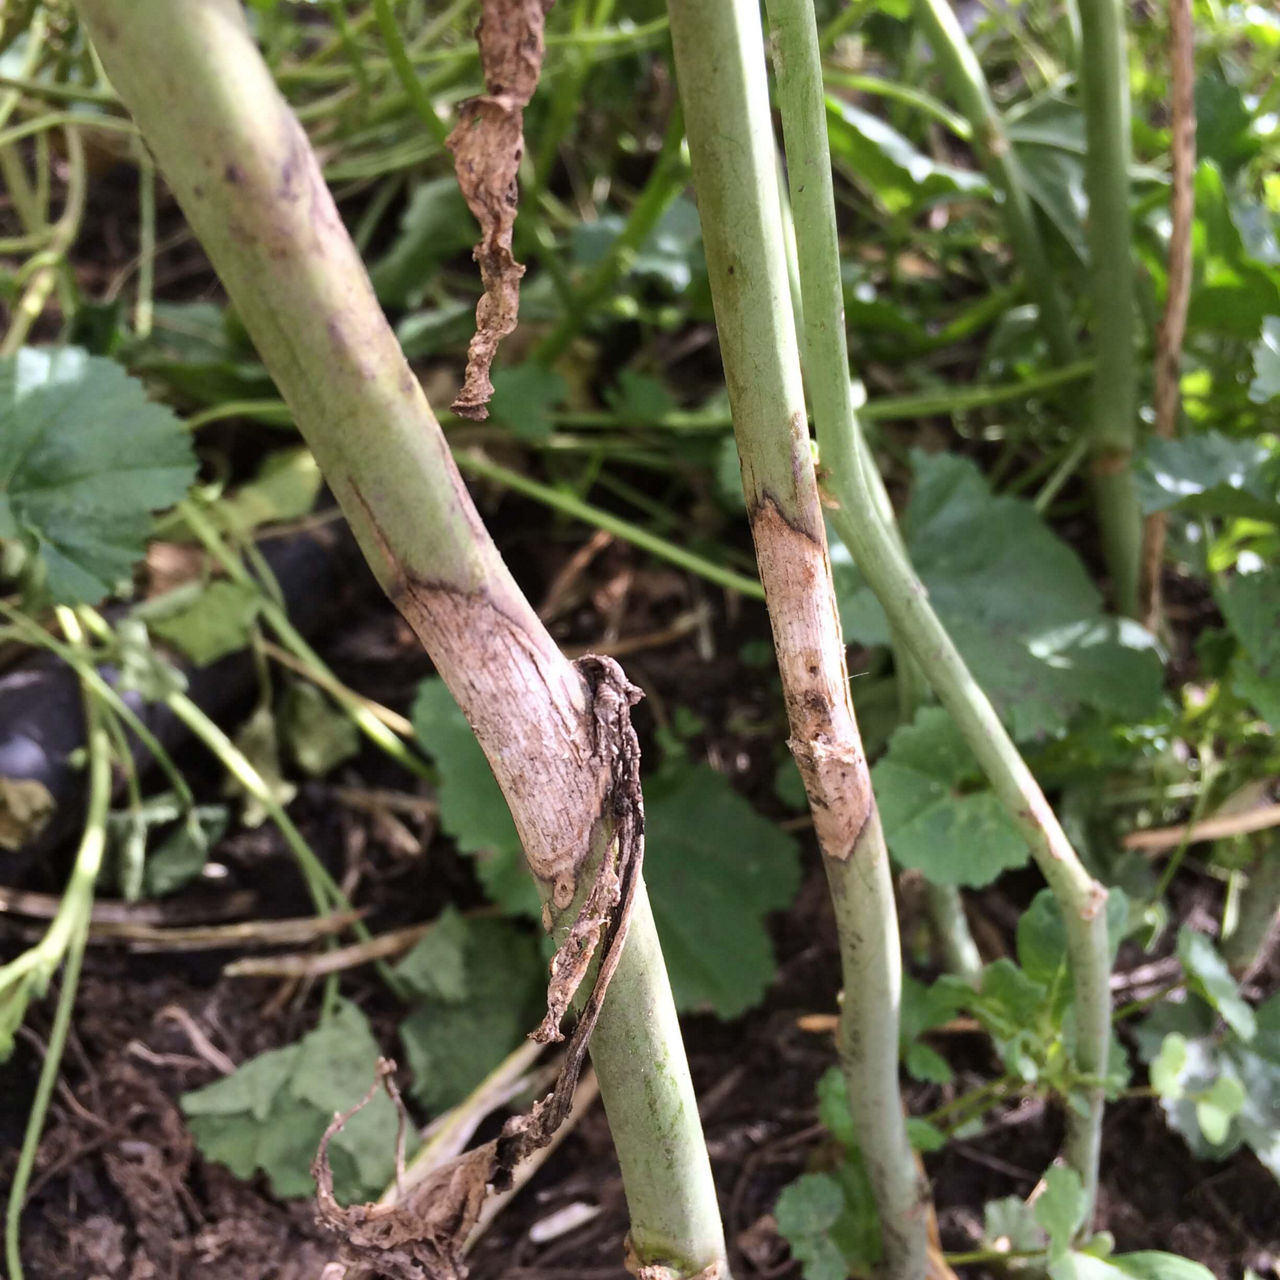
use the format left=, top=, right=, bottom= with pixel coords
left=0, top=347, right=198, bottom=603
left=983, top=1194, right=1045, bottom=1251
left=489, top=364, right=568, bottom=441
left=230, top=702, right=296, bottom=828
left=411, top=677, right=540, bottom=919
left=833, top=451, right=1163, bottom=739
left=368, top=177, right=476, bottom=307
left=1177, top=927, right=1257, bottom=1041
left=963, top=959, right=1051, bottom=1079
left=398, top=916, right=545, bottom=1113
left=1188, top=164, right=1280, bottom=340
left=145, top=805, right=227, bottom=898
left=605, top=369, right=676, bottom=425
left=1196, top=1074, right=1246, bottom=1144
left=906, top=1117, right=947, bottom=1151
left=900, top=974, right=965, bottom=1084
left=1035, top=1165, right=1087, bottom=1263
left=124, top=301, right=273, bottom=407
left=632, top=197, right=706, bottom=293
left=574, top=197, right=707, bottom=294
left=1052, top=1252, right=1217, bottom=1280
left=278, top=680, right=360, bottom=778
left=816, top=1065, right=858, bottom=1150
left=1217, top=566, right=1280, bottom=681
left=774, top=1174, right=848, bottom=1280
left=1249, top=316, right=1280, bottom=403
left=872, top=707, right=1027, bottom=887
left=1194, top=72, right=1261, bottom=178
left=644, top=762, right=801, bottom=1018
left=775, top=1171, right=844, bottom=1237
left=393, top=905, right=471, bottom=1002
left=183, top=1000, right=410, bottom=1203
left=1149, top=1033, right=1188, bottom=1101
left=140, top=579, right=262, bottom=666
left=183, top=1043, right=299, bottom=1123
left=827, top=98, right=989, bottom=216
left=1134, top=432, right=1280, bottom=523
left=396, top=300, right=476, bottom=360
left=1017, top=888, right=1129, bottom=1015
left=217, top=447, right=322, bottom=533
left=1006, top=95, right=1089, bottom=259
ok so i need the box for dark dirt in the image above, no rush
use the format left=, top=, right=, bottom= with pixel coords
left=3, top=511, right=1278, bottom=1280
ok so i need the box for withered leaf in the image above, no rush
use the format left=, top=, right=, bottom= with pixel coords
left=447, top=0, right=555, bottom=420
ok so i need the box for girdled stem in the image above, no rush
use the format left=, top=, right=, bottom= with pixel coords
left=666, top=0, right=927, bottom=1270
left=73, top=1, right=728, bottom=1272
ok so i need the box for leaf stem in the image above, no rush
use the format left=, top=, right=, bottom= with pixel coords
left=4, top=610, right=110, bottom=1280
left=764, top=0, right=1111, bottom=1233
left=910, top=0, right=1075, bottom=365
left=668, top=0, right=926, bottom=1268
left=74, top=4, right=731, bottom=1268
left=1078, top=0, right=1143, bottom=616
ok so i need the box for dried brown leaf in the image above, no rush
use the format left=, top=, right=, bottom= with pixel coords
left=447, top=0, right=555, bottom=420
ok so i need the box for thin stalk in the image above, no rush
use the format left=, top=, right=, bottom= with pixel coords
left=134, top=143, right=156, bottom=339
left=1, top=126, right=86, bottom=357
left=1222, top=837, right=1280, bottom=983
left=178, top=499, right=433, bottom=780
left=534, top=107, right=688, bottom=363
left=371, top=0, right=450, bottom=146
left=75, top=4, right=729, bottom=1271
left=775, top=108, right=983, bottom=992
left=4, top=611, right=110, bottom=1280
left=924, top=880, right=983, bottom=985
left=863, top=361, right=1093, bottom=420
left=823, top=68, right=973, bottom=141
left=911, top=0, right=1075, bottom=365
left=1078, top=0, right=1142, bottom=616
left=1138, top=0, right=1195, bottom=629
left=667, top=0, right=926, bottom=1271
left=763, top=0, right=1110, bottom=1234
left=457, top=448, right=765, bottom=598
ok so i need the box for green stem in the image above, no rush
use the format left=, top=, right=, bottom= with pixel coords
left=178, top=499, right=433, bottom=780
left=457, top=448, right=765, bottom=598
left=924, top=880, right=984, bottom=985
left=911, top=0, right=1076, bottom=366
left=1, top=126, right=86, bottom=357
left=4, top=612, right=111, bottom=1280
left=669, top=0, right=925, bottom=1270
left=823, top=68, right=972, bottom=141
left=534, top=107, right=688, bottom=364
left=765, top=0, right=1110, bottom=1234
left=75, top=3, right=729, bottom=1271
left=371, top=0, right=450, bottom=146
left=1222, top=837, right=1280, bottom=981
left=1078, top=0, right=1142, bottom=617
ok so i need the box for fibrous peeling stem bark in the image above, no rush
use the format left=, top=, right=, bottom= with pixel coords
left=71, top=2, right=729, bottom=1277
left=447, top=0, right=552, bottom=418
left=312, top=660, right=644, bottom=1280
left=664, top=0, right=928, bottom=1271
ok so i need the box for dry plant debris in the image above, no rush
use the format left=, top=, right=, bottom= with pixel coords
left=313, top=658, right=644, bottom=1280
left=447, top=0, right=555, bottom=419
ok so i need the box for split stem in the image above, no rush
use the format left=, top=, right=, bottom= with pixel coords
left=668, top=0, right=926, bottom=1269
left=768, top=0, right=1109, bottom=1232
